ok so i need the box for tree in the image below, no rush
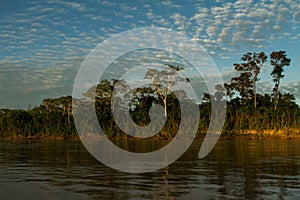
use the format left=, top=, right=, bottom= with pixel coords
left=233, top=52, right=267, bottom=109
left=224, top=72, right=253, bottom=103
left=144, top=65, right=189, bottom=117
left=270, top=51, right=291, bottom=110
left=83, top=79, right=113, bottom=100
left=214, top=84, right=226, bottom=102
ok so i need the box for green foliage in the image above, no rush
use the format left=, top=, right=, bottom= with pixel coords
left=0, top=96, right=76, bottom=138
left=270, top=51, right=291, bottom=110
left=222, top=50, right=298, bottom=132
left=0, top=50, right=298, bottom=139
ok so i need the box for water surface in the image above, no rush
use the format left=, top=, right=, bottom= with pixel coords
left=0, top=139, right=300, bottom=199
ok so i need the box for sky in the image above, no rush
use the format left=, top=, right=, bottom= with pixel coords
left=0, top=0, right=300, bottom=109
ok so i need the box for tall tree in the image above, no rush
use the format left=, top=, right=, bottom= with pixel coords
left=270, top=51, right=291, bottom=110
left=233, top=52, right=267, bottom=109
left=224, top=72, right=253, bottom=103
left=144, top=65, right=189, bottom=117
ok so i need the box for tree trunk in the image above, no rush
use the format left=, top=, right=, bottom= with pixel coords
left=274, top=81, right=280, bottom=111
left=163, top=98, right=167, bottom=117
left=254, top=78, right=257, bottom=109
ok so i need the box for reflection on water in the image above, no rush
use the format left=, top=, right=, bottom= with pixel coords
left=0, top=139, right=300, bottom=199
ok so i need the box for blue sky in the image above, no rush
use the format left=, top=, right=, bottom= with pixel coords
left=0, top=0, right=300, bottom=108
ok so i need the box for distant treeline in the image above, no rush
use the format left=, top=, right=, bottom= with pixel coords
left=0, top=50, right=299, bottom=139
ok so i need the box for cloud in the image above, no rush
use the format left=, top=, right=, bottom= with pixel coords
left=171, top=13, right=192, bottom=32
left=120, top=3, right=137, bottom=11
left=99, top=1, right=117, bottom=7
left=184, top=0, right=299, bottom=53
left=161, top=1, right=172, bottom=6
left=278, top=81, right=300, bottom=105
left=0, top=61, right=80, bottom=109
left=1, top=0, right=299, bottom=108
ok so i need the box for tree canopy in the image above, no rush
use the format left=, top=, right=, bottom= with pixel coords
left=0, top=50, right=299, bottom=139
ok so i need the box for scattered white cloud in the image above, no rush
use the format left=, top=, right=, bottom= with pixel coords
left=124, top=14, right=133, bottom=19
left=0, top=62, right=79, bottom=108
left=171, top=13, right=192, bottom=32
left=161, top=1, right=172, bottom=6
left=1, top=0, right=299, bottom=108
left=100, top=1, right=117, bottom=7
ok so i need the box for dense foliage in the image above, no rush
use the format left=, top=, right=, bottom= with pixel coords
left=0, top=51, right=299, bottom=139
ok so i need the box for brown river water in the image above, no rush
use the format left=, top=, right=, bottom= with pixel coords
left=0, top=139, right=299, bottom=199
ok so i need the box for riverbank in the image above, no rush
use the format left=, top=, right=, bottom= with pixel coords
left=0, top=135, right=81, bottom=141
left=1, top=128, right=300, bottom=141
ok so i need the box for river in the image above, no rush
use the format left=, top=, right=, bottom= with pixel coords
left=0, top=139, right=300, bottom=199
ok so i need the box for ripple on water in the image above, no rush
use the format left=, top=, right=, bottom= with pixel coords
left=0, top=140, right=299, bottom=199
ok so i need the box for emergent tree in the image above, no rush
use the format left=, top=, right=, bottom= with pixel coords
left=270, top=51, right=291, bottom=110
